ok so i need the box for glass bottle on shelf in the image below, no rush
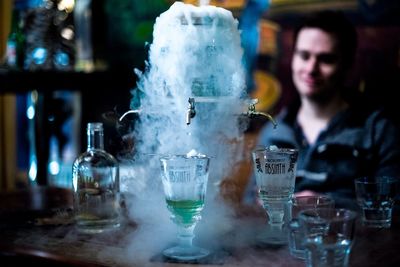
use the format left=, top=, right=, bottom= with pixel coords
left=72, top=122, right=120, bottom=233
left=5, top=6, right=25, bottom=69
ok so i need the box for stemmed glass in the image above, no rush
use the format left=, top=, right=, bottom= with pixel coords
left=252, top=147, right=299, bottom=245
left=159, top=154, right=210, bottom=261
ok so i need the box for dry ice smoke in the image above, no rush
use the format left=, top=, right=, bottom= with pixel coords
left=122, top=2, right=250, bottom=258
left=132, top=2, right=246, bottom=158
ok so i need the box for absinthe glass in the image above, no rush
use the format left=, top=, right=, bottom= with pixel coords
left=252, top=147, right=299, bottom=245
left=72, top=123, right=120, bottom=233
left=160, top=155, right=210, bottom=261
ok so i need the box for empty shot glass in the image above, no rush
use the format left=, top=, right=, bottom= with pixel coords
left=298, top=208, right=357, bottom=267
left=354, top=176, right=398, bottom=228
left=288, top=195, right=335, bottom=259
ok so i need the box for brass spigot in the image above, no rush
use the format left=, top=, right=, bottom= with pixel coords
left=185, top=97, right=276, bottom=127
left=186, top=97, right=196, bottom=125
left=246, top=99, right=277, bottom=128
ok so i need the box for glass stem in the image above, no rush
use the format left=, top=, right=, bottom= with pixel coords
left=269, top=221, right=284, bottom=232
left=267, top=205, right=285, bottom=229
left=177, top=224, right=195, bottom=248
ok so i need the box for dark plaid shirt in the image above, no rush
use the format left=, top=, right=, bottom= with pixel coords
left=246, top=102, right=400, bottom=209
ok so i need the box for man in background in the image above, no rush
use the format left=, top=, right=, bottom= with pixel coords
left=245, top=10, right=400, bottom=209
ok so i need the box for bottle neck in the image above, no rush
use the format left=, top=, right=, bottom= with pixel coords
left=87, top=127, right=104, bottom=150
left=10, top=9, right=21, bottom=32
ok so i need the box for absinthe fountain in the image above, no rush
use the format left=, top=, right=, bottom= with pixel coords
left=126, top=2, right=249, bottom=189
left=121, top=2, right=261, bottom=257
left=131, top=2, right=247, bottom=157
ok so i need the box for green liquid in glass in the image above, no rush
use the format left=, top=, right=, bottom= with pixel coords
left=166, top=199, right=204, bottom=226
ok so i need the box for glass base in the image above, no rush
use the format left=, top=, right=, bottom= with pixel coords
left=257, top=225, right=288, bottom=246
left=163, top=245, right=210, bottom=261
left=362, top=208, right=392, bottom=228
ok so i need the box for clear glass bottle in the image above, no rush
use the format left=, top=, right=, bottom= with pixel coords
left=72, top=122, right=120, bottom=233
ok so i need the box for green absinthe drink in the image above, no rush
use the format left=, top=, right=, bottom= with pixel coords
left=166, top=199, right=205, bottom=226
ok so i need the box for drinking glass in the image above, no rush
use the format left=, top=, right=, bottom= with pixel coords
left=354, top=176, right=398, bottom=228
left=288, top=195, right=335, bottom=259
left=252, top=147, right=298, bottom=245
left=298, top=208, right=357, bottom=267
left=159, top=154, right=210, bottom=261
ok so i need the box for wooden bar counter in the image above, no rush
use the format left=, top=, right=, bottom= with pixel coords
left=0, top=187, right=399, bottom=267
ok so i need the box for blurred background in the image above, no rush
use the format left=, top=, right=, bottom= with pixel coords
left=0, top=0, right=399, bottom=201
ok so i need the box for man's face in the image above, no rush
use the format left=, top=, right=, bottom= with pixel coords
left=291, top=28, right=343, bottom=101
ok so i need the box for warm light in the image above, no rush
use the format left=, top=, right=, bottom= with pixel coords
left=31, top=90, right=38, bottom=103
left=58, top=0, right=75, bottom=13
left=61, top=27, right=74, bottom=40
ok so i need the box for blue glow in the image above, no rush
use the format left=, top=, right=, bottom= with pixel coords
left=29, top=157, right=37, bottom=181
left=26, top=105, right=35, bottom=119
left=32, top=47, right=47, bottom=65
left=48, top=161, right=60, bottom=175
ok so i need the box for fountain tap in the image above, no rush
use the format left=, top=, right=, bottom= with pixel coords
left=184, top=97, right=276, bottom=127
left=246, top=99, right=277, bottom=128
left=186, top=97, right=196, bottom=125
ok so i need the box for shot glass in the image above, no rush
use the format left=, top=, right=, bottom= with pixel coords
left=298, top=208, right=357, bottom=267
left=354, top=176, right=398, bottom=228
left=288, top=195, right=335, bottom=259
